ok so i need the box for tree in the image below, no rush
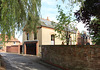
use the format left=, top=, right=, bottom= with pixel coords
left=24, top=13, right=40, bottom=39
left=0, top=0, right=41, bottom=41
left=75, top=0, right=100, bottom=45
left=23, top=0, right=41, bottom=40
left=52, top=5, right=77, bottom=45
left=90, top=18, right=100, bottom=44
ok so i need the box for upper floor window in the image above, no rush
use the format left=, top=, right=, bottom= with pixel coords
left=27, top=33, right=29, bottom=40
left=13, top=42, right=16, bottom=45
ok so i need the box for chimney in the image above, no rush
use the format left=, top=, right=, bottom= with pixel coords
left=47, top=17, right=49, bottom=21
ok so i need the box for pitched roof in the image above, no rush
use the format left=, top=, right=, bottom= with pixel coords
left=7, top=37, right=20, bottom=42
left=40, top=18, right=54, bottom=28
left=40, top=18, right=77, bottom=33
left=0, top=35, right=20, bottom=42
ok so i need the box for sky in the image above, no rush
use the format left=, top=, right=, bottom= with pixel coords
left=16, top=0, right=88, bottom=42
left=41, top=0, right=88, bottom=32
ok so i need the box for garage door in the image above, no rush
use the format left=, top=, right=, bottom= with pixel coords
left=26, top=43, right=36, bottom=55
left=7, top=45, right=18, bottom=53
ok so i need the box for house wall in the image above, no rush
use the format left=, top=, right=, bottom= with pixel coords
left=76, top=30, right=92, bottom=45
left=0, top=35, right=21, bottom=53
left=23, top=31, right=27, bottom=43
left=5, top=41, right=20, bottom=46
left=41, top=27, right=62, bottom=45
left=29, top=32, right=34, bottom=40
left=70, top=33, right=76, bottom=45
left=0, top=41, right=20, bottom=52
left=76, top=30, right=82, bottom=45
left=23, top=26, right=77, bottom=45
left=5, top=41, right=20, bottom=52
left=37, top=28, right=42, bottom=45
left=23, top=31, right=34, bottom=43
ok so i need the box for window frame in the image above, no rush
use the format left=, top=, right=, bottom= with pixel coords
left=27, top=33, right=29, bottom=40
left=51, top=34, right=55, bottom=45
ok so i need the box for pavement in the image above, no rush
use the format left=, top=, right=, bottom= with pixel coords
left=0, top=53, right=62, bottom=70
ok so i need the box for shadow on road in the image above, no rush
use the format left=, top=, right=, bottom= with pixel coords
left=0, top=53, right=62, bottom=70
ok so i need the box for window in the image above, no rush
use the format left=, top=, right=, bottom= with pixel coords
left=27, top=33, right=29, bottom=40
left=51, top=35, right=55, bottom=41
left=51, top=34, right=55, bottom=45
left=13, top=42, right=16, bottom=45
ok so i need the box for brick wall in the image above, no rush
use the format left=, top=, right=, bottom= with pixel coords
left=41, top=45, right=100, bottom=70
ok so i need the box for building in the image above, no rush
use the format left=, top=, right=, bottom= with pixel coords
left=23, top=17, right=77, bottom=45
left=0, top=35, right=21, bottom=53
left=22, top=17, right=77, bottom=55
left=76, top=31, right=92, bottom=45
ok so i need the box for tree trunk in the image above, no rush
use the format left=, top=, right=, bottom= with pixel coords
left=66, top=31, right=69, bottom=45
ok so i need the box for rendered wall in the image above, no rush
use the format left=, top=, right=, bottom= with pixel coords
left=37, top=28, right=42, bottom=45
left=0, top=41, right=20, bottom=52
left=23, top=31, right=34, bottom=43
left=41, top=27, right=62, bottom=45
left=23, top=26, right=77, bottom=45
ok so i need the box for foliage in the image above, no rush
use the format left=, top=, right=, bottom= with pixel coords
left=90, top=18, right=100, bottom=45
left=52, top=5, right=77, bottom=45
left=0, top=0, right=41, bottom=41
left=23, top=0, right=41, bottom=39
left=60, top=0, right=84, bottom=3
left=75, top=0, right=100, bottom=44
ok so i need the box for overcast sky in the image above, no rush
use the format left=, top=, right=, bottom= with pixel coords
left=16, top=0, right=88, bottom=42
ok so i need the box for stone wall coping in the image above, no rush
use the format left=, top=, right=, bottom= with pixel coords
left=40, top=45, right=100, bottom=48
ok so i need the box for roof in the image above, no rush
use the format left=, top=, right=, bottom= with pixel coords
left=8, top=38, right=20, bottom=42
left=0, top=35, right=20, bottom=42
left=40, top=18, right=77, bottom=33
left=40, top=18, right=54, bottom=28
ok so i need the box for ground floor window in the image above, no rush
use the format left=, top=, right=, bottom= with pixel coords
left=51, top=34, right=55, bottom=45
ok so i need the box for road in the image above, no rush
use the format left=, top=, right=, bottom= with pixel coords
left=0, top=53, right=62, bottom=70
